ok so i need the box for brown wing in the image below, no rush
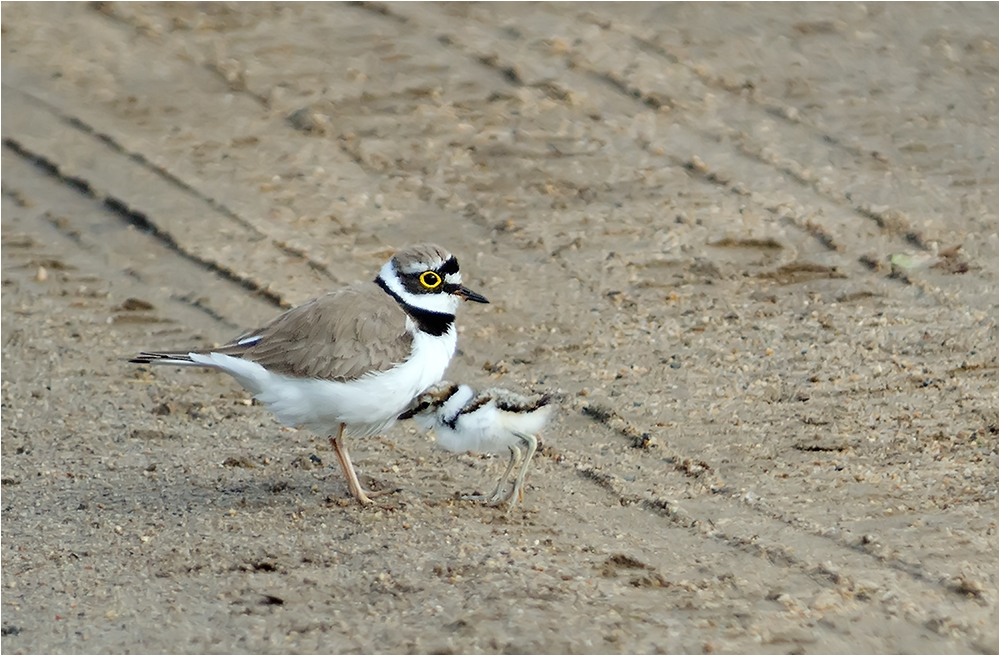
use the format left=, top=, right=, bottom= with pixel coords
left=211, top=283, right=414, bottom=381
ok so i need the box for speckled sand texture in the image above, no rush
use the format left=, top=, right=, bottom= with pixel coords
left=2, top=3, right=997, bottom=653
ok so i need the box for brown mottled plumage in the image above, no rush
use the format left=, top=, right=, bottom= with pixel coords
left=181, top=286, right=413, bottom=382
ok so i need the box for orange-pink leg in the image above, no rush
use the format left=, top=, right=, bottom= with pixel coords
left=329, top=425, right=374, bottom=506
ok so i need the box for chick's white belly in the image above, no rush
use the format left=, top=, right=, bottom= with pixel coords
left=432, top=405, right=551, bottom=455
left=432, top=405, right=507, bottom=454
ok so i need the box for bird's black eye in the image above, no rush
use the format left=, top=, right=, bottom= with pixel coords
left=419, top=271, right=442, bottom=289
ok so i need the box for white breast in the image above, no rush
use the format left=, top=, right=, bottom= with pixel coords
left=193, top=322, right=457, bottom=438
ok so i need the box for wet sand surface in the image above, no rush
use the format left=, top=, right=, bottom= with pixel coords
left=2, top=3, right=997, bottom=653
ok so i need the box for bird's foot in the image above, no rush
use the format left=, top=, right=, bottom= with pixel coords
left=462, top=480, right=508, bottom=505
left=485, top=484, right=521, bottom=510
left=351, top=481, right=401, bottom=506
left=462, top=491, right=504, bottom=504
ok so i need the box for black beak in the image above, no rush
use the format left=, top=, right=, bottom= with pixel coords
left=448, top=284, right=489, bottom=304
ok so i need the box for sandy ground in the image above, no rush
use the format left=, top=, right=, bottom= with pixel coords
left=2, top=2, right=998, bottom=653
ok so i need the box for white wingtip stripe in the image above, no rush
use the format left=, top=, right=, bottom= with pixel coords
left=144, top=357, right=201, bottom=367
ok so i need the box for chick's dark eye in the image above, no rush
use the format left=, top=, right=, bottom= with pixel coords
left=419, top=271, right=442, bottom=289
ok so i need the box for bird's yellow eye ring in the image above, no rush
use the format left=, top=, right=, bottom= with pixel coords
left=419, top=271, right=442, bottom=289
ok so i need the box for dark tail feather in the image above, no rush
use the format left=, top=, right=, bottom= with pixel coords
left=129, top=352, right=197, bottom=365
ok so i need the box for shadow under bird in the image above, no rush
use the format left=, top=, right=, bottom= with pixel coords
left=400, top=382, right=555, bottom=509
left=130, top=244, right=488, bottom=505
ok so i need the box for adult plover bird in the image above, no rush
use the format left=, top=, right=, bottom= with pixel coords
left=131, top=244, right=488, bottom=506
left=399, top=383, right=554, bottom=509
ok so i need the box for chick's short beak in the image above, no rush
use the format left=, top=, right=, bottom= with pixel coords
left=449, top=284, right=489, bottom=304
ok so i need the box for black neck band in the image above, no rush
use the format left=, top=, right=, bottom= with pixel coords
left=376, top=277, right=455, bottom=337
